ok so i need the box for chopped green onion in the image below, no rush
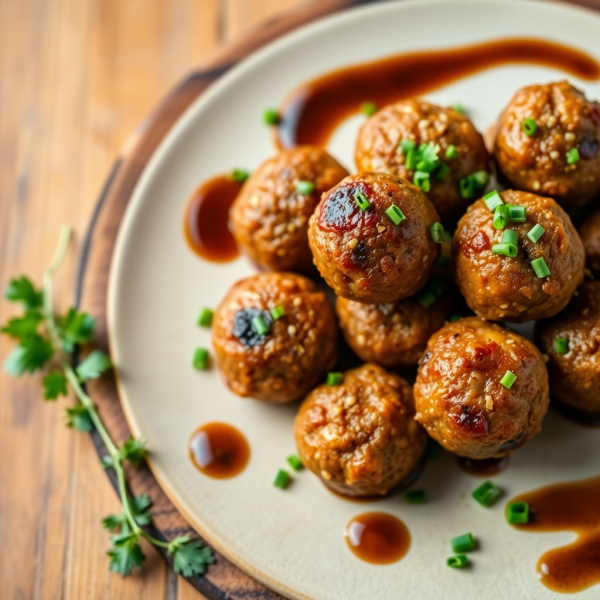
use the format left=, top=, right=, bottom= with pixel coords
left=414, top=171, right=431, bottom=192
left=252, top=314, right=270, bottom=336
left=360, top=101, right=377, bottom=116
left=554, top=337, right=569, bottom=354
left=417, top=290, right=437, bottom=308
left=451, top=103, right=466, bottom=115
left=502, top=229, right=518, bottom=246
left=192, top=347, right=210, bottom=371
left=450, top=533, right=476, bottom=553
left=472, top=480, right=502, bottom=507
left=197, top=307, right=214, bottom=328
left=229, top=169, right=249, bottom=183
left=287, top=454, right=304, bottom=471
left=435, top=162, right=450, bottom=180
left=483, top=190, right=504, bottom=212
left=405, top=148, right=418, bottom=170
left=521, top=118, right=538, bottom=136
left=270, top=306, right=285, bottom=320
left=385, top=204, right=406, bottom=226
left=417, top=278, right=445, bottom=307
left=472, top=171, right=490, bottom=189
left=420, top=141, right=441, bottom=163
left=400, top=139, right=416, bottom=154
left=405, top=489, right=427, bottom=504
left=416, top=159, right=437, bottom=173
left=493, top=205, right=508, bottom=229
left=492, top=243, right=518, bottom=258
left=430, top=222, right=444, bottom=243
left=531, top=257, right=551, bottom=278
left=436, top=254, right=451, bottom=269
left=448, top=315, right=463, bottom=322
left=295, top=180, right=315, bottom=195
left=507, top=205, right=527, bottom=223
left=500, top=370, right=517, bottom=389
left=527, top=224, right=546, bottom=243
left=566, top=147, right=580, bottom=165
left=354, top=191, right=371, bottom=211
left=447, top=554, right=469, bottom=569
left=263, top=108, right=280, bottom=125
left=327, top=372, right=344, bottom=386
left=445, top=145, right=458, bottom=159
left=273, top=469, right=291, bottom=489
left=459, top=176, right=476, bottom=199
left=506, top=502, right=530, bottom=524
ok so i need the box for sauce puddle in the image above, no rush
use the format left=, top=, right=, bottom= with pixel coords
left=184, top=175, right=241, bottom=262
left=189, top=422, right=250, bottom=478
left=457, top=455, right=510, bottom=477
left=510, top=474, right=600, bottom=593
left=344, top=512, right=410, bottom=564
left=275, top=38, right=600, bottom=148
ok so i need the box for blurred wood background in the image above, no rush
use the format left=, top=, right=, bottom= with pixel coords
left=0, top=1, right=305, bottom=598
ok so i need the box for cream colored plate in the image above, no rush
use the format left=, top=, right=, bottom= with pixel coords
left=108, top=1, right=600, bottom=598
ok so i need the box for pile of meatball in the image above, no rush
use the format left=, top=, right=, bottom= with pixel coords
left=211, top=80, right=600, bottom=498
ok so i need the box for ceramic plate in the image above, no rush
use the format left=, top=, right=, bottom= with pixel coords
left=107, top=1, right=600, bottom=598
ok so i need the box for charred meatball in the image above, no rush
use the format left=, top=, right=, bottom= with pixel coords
left=294, top=364, right=427, bottom=497
left=355, top=100, right=490, bottom=220
left=453, top=190, right=585, bottom=322
left=230, top=146, right=348, bottom=272
left=414, top=317, right=549, bottom=459
left=212, top=272, right=338, bottom=403
left=579, top=206, right=600, bottom=275
left=308, top=172, right=441, bottom=304
left=494, top=81, right=600, bottom=207
left=536, top=281, right=600, bottom=416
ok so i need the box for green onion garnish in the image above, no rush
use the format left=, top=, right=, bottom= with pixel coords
left=450, top=533, right=476, bottom=553
left=502, top=229, right=518, bottom=247
left=417, top=278, right=446, bottom=307
left=230, top=169, right=249, bottom=183
left=447, top=554, right=469, bottom=569
left=414, top=171, right=431, bottom=192
left=451, top=103, right=466, bottom=115
left=263, top=108, right=280, bottom=125
left=400, top=139, right=416, bottom=154
left=270, top=306, right=285, bottom=320
left=252, top=314, right=270, bottom=336
left=287, top=454, right=304, bottom=471
left=327, top=372, right=343, bottom=386
left=192, top=347, right=210, bottom=371
left=566, top=147, right=580, bottom=165
left=448, top=315, right=462, bottom=322
left=554, top=337, right=569, bottom=354
left=472, top=171, right=490, bottom=189
left=405, top=148, right=418, bottom=170
left=459, top=176, right=476, bottom=199
left=360, top=101, right=377, bottom=116
left=483, top=190, right=504, bottom=212
left=405, top=489, right=427, bottom=504
left=197, top=307, right=214, bottom=328
left=500, top=370, right=517, bottom=389
left=445, top=145, right=458, bottom=159
left=527, top=224, right=545, bottom=243
left=521, top=118, right=538, bottom=136
left=273, top=469, right=291, bottom=489
left=493, top=229, right=519, bottom=257
left=295, top=180, right=315, bottom=195
left=472, top=480, right=502, bottom=507
left=354, top=191, right=371, bottom=211
left=435, top=162, right=450, bottom=180
left=430, top=222, right=444, bottom=243
left=385, top=204, right=406, bottom=226
left=507, top=205, right=526, bottom=223
left=417, top=290, right=437, bottom=308
left=416, top=159, right=437, bottom=173
left=493, top=205, right=508, bottom=229
left=531, top=257, right=550, bottom=278
left=506, top=502, right=530, bottom=524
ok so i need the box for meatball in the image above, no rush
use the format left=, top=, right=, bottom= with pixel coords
left=294, top=364, right=427, bottom=497
left=230, top=146, right=348, bottom=272
left=414, top=317, right=549, bottom=459
left=355, top=99, right=490, bottom=221
left=536, top=281, right=600, bottom=416
left=212, top=272, right=338, bottom=403
left=494, top=81, right=600, bottom=207
left=579, top=206, right=600, bottom=275
left=453, top=190, right=585, bottom=322
left=308, top=172, right=441, bottom=304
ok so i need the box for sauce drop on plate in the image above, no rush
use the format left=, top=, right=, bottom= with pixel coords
left=184, top=175, right=241, bottom=262
left=457, top=455, right=510, bottom=477
left=510, top=474, right=600, bottom=593
left=344, top=512, right=410, bottom=564
left=189, top=422, right=250, bottom=479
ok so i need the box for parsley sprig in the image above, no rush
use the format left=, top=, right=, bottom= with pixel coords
left=1, top=226, right=214, bottom=578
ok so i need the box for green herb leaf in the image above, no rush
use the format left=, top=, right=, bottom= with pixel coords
left=130, top=495, right=153, bottom=526
left=168, top=535, right=215, bottom=577
left=119, top=437, right=148, bottom=468
left=419, top=142, right=441, bottom=164
left=66, top=404, right=93, bottom=432
left=42, top=370, right=68, bottom=400
left=4, top=276, right=44, bottom=310
left=76, top=349, right=112, bottom=382
left=102, top=513, right=127, bottom=531
left=57, top=308, right=96, bottom=352
left=1, top=310, right=44, bottom=340
left=107, top=532, right=146, bottom=577
left=3, top=334, right=53, bottom=375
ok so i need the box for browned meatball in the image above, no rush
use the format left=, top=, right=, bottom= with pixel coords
left=494, top=81, right=600, bottom=207
left=536, top=281, right=600, bottom=416
left=355, top=99, right=490, bottom=221
left=453, top=190, right=585, bottom=322
left=579, top=206, right=600, bottom=275
left=212, top=272, right=338, bottom=403
left=414, top=317, right=549, bottom=459
left=294, top=364, right=427, bottom=497
left=308, top=172, right=441, bottom=304
left=230, top=146, right=348, bottom=272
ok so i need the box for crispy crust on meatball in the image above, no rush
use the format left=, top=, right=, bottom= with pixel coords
left=355, top=99, right=490, bottom=220
left=494, top=81, right=600, bottom=207
left=230, top=146, right=348, bottom=272
left=294, top=364, right=427, bottom=497
left=536, top=281, right=600, bottom=415
left=308, top=172, right=440, bottom=304
left=579, top=206, right=600, bottom=276
left=414, top=317, right=549, bottom=459
left=212, top=272, right=338, bottom=403
left=452, top=190, right=585, bottom=322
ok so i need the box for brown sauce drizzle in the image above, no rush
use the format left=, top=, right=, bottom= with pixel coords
left=275, top=38, right=600, bottom=148
left=189, top=422, right=250, bottom=478
left=510, top=474, right=600, bottom=593
left=344, top=512, right=411, bottom=564
left=457, top=455, right=510, bottom=477
left=184, top=175, right=241, bottom=262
